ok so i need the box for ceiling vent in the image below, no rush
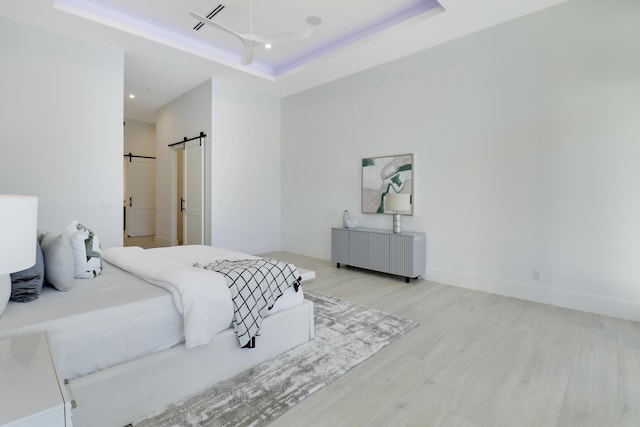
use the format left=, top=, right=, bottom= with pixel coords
left=193, top=5, right=225, bottom=31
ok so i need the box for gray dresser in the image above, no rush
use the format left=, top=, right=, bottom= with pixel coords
left=331, top=227, right=426, bottom=282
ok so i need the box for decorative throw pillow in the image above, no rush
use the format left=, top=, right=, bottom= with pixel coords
left=0, top=277, right=11, bottom=317
left=40, top=232, right=75, bottom=291
left=64, top=220, right=102, bottom=279
left=9, top=240, right=45, bottom=302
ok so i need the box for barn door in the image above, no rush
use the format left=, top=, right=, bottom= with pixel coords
left=181, top=139, right=204, bottom=245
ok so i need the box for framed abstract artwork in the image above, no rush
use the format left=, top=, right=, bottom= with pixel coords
left=361, top=154, right=413, bottom=215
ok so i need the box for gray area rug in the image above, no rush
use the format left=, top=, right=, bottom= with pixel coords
left=134, top=290, right=418, bottom=427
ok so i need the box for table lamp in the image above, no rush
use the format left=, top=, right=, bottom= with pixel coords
left=385, top=193, right=411, bottom=234
left=0, top=195, right=38, bottom=311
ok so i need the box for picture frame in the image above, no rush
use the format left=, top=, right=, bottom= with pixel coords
left=361, top=153, right=413, bottom=215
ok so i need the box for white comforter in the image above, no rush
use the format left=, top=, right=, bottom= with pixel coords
left=103, top=246, right=236, bottom=349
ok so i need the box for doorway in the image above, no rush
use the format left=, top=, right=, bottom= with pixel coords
left=174, top=137, right=205, bottom=245
left=125, top=156, right=156, bottom=237
left=123, top=119, right=158, bottom=247
left=177, top=149, right=184, bottom=245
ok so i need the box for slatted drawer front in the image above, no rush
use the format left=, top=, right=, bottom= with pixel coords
left=331, top=228, right=349, bottom=264
left=368, top=233, right=390, bottom=273
left=348, top=231, right=369, bottom=269
left=390, top=234, right=412, bottom=276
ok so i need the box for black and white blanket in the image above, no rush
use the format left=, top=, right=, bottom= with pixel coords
left=194, top=259, right=301, bottom=348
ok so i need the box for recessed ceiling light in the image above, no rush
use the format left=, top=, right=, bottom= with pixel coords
left=305, top=16, right=322, bottom=26
left=128, top=94, right=135, bottom=99
left=265, top=43, right=272, bottom=49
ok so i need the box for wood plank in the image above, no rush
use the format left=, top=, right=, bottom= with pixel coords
left=259, top=251, right=639, bottom=427
left=564, top=319, right=620, bottom=420
left=558, top=403, right=616, bottom=427
left=617, top=346, right=640, bottom=426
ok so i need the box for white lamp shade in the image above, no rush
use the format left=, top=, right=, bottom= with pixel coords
left=0, top=195, right=38, bottom=274
left=385, top=193, right=411, bottom=213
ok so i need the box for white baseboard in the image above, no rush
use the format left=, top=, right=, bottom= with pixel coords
left=237, top=243, right=280, bottom=256
left=278, top=245, right=640, bottom=322
left=282, top=244, right=330, bottom=261
left=427, top=268, right=640, bottom=322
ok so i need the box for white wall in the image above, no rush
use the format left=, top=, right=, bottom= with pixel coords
left=155, top=79, right=213, bottom=246
left=0, top=17, right=124, bottom=248
left=211, top=80, right=282, bottom=254
left=124, top=119, right=156, bottom=157
left=154, top=78, right=281, bottom=253
left=281, top=0, right=640, bottom=320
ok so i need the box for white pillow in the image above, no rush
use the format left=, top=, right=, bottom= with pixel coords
left=63, top=221, right=102, bottom=279
left=41, top=233, right=75, bottom=291
left=0, top=276, right=10, bottom=317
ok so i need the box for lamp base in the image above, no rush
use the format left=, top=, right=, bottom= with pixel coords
left=392, top=213, right=402, bottom=234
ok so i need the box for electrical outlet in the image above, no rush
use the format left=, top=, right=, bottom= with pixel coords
left=532, top=269, right=542, bottom=281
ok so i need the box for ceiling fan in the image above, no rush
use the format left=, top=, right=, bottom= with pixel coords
left=189, top=0, right=312, bottom=66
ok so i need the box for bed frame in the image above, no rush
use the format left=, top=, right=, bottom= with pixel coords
left=67, top=299, right=315, bottom=427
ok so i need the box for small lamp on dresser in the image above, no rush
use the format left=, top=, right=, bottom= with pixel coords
left=0, top=194, right=38, bottom=314
left=385, top=192, right=411, bottom=234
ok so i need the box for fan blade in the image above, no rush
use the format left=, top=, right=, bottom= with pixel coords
left=241, top=44, right=254, bottom=65
left=188, top=11, right=245, bottom=42
left=255, top=28, right=312, bottom=45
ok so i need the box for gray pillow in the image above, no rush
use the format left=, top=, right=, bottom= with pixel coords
left=10, top=241, right=44, bottom=302
left=41, top=233, right=75, bottom=291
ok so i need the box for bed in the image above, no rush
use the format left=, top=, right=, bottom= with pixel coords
left=0, top=245, right=315, bottom=427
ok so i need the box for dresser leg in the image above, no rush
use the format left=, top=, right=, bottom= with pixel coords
left=405, top=277, right=410, bottom=283
left=337, top=263, right=341, bottom=268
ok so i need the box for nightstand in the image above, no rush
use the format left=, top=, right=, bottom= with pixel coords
left=0, top=332, right=72, bottom=427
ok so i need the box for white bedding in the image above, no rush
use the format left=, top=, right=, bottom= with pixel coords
left=103, top=245, right=304, bottom=349
left=147, top=246, right=304, bottom=314
left=0, top=245, right=305, bottom=380
left=0, top=262, right=183, bottom=380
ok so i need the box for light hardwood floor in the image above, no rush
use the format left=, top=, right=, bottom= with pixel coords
left=259, top=251, right=640, bottom=427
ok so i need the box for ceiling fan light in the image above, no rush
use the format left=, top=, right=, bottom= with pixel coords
left=189, top=0, right=312, bottom=67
